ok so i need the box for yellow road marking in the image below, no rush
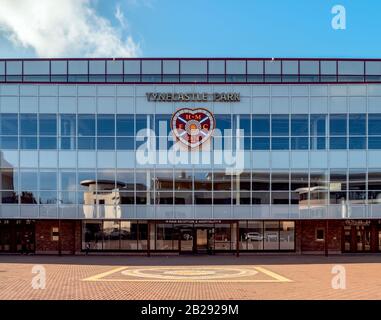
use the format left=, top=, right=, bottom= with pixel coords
left=254, top=266, right=293, bottom=282
left=82, top=266, right=127, bottom=281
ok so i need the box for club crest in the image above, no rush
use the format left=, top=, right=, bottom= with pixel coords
left=171, top=108, right=215, bottom=148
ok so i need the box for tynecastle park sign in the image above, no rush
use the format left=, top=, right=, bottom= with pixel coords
left=146, top=92, right=240, bottom=102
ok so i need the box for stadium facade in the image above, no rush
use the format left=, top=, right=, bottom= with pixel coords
left=0, top=58, right=381, bottom=255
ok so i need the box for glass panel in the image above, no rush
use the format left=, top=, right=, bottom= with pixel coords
left=365, top=61, right=381, bottom=75
left=194, top=192, right=212, bottom=204
left=247, top=61, right=263, bottom=74
left=180, top=60, right=207, bottom=74
left=213, top=172, right=231, bottom=191
left=215, top=224, right=231, bottom=250
left=271, top=172, right=289, bottom=190
left=291, top=137, right=308, bottom=150
left=271, top=137, right=289, bottom=150
left=163, top=60, right=179, bottom=74
left=83, top=221, right=103, bottom=250
left=24, top=61, right=50, bottom=75
left=233, top=171, right=251, bottom=191
left=39, top=171, right=57, bottom=190
left=60, top=114, right=76, bottom=136
left=368, top=114, right=381, bottom=135
left=252, top=172, right=270, bottom=190
left=194, top=171, right=212, bottom=191
left=174, top=170, right=193, bottom=190
left=247, top=221, right=263, bottom=250
left=300, top=61, right=319, bottom=74
left=120, top=221, right=137, bottom=250
left=156, top=223, right=174, bottom=250
left=226, top=61, right=245, bottom=74
left=124, top=61, right=140, bottom=74
left=89, top=60, right=105, bottom=74
left=6, top=61, right=22, bottom=75
left=252, top=115, right=270, bottom=136
left=291, top=114, right=308, bottom=136
left=265, top=60, right=281, bottom=74
left=282, top=60, right=298, bottom=74
left=310, top=114, right=326, bottom=136
left=349, top=114, right=366, bottom=135
left=338, top=61, right=364, bottom=75
left=155, top=170, right=173, bottom=190
left=264, top=221, right=279, bottom=250
left=252, top=192, right=270, bottom=204
left=20, top=114, right=37, bottom=135
left=280, top=221, right=294, bottom=250
left=208, top=60, right=225, bottom=74
left=103, top=221, right=120, bottom=250
left=0, top=114, right=18, bottom=135
left=68, top=60, right=88, bottom=74
left=51, top=61, right=67, bottom=75
left=78, top=114, right=95, bottom=136
left=320, top=61, right=336, bottom=75
left=330, top=114, right=347, bottom=135
left=272, top=115, right=289, bottom=136
left=142, top=60, right=161, bottom=74
left=116, top=114, right=134, bottom=136
left=106, top=60, right=123, bottom=74
left=252, top=137, right=269, bottom=150
left=39, top=114, right=57, bottom=135
left=239, top=221, right=247, bottom=250
left=97, top=114, right=115, bottom=136
left=330, top=137, right=347, bottom=149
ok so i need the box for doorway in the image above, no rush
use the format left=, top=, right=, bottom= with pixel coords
left=195, top=227, right=214, bottom=254
left=0, top=220, right=35, bottom=253
left=179, top=227, right=194, bottom=253
left=343, top=225, right=372, bottom=253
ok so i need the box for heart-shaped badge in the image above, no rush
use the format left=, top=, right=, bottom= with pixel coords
left=171, top=108, right=216, bottom=148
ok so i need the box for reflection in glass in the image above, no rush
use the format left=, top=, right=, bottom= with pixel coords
left=247, top=221, right=263, bottom=250
left=103, top=221, right=120, bottom=250
left=280, top=221, right=295, bottom=250
left=120, top=221, right=137, bottom=250
left=214, top=224, right=231, bottom=250
left=82, top=221, right=103, bottom=250
left=264, top=221, right=279, bottom=250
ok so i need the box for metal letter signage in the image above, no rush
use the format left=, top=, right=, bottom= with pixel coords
left=146, top=92, right=240, bottom=102
left=171, top=108, right=215, bottom=148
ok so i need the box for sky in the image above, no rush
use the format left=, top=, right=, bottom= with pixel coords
left=0, top=0, right=380, bottom=58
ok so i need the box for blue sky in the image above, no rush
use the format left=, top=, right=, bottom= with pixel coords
left=0, top=0, right=380, bottom=58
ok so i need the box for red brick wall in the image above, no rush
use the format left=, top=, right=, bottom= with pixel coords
left=35, top=220, right=81, bottom=254
left=296, top=220, right=342, bottom=254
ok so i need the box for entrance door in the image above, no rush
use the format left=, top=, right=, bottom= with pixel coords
left=179, top=228, right=194, bottom=253
left=196, top=228, right=208, bottom=253
left=343, top=225, right=372, bottom=253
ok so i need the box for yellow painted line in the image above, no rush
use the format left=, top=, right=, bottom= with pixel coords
left=82, top=266, right=293, bottom=283
left=82, top=278, right=286, bottom=283
left=82, top=266, right=127, bottom=281
left=254, top=266, right=293, bottom=283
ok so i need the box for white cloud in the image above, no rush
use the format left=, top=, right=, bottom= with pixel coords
left=0, top=0, right=141, bottom=57
left=115, top=4, right=128, bottom=29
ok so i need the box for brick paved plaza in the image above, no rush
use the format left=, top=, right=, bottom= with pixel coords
left=0, top=254, right=380, bottom=300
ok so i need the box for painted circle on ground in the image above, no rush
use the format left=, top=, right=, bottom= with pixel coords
left=121, top=267, right=258, bottom=280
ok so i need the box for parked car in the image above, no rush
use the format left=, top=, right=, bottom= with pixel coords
left=245, top=232, right=263, bottom=241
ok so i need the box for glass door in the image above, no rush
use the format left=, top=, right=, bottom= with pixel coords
left=196, top=228, right=208, bottom=253
left=179, top=226, right=194, bottom=253
left=343, top=226, right=351, bottom=252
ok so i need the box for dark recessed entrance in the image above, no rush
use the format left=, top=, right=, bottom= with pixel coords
left=0, top=220, right=35, bottom=253
left=343, top=221, right=381, bottom=253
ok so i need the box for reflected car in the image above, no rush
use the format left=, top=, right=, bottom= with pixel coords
left=265, top=233, right=278, bottom=241
left=245, top=232, right=263, bottom=241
